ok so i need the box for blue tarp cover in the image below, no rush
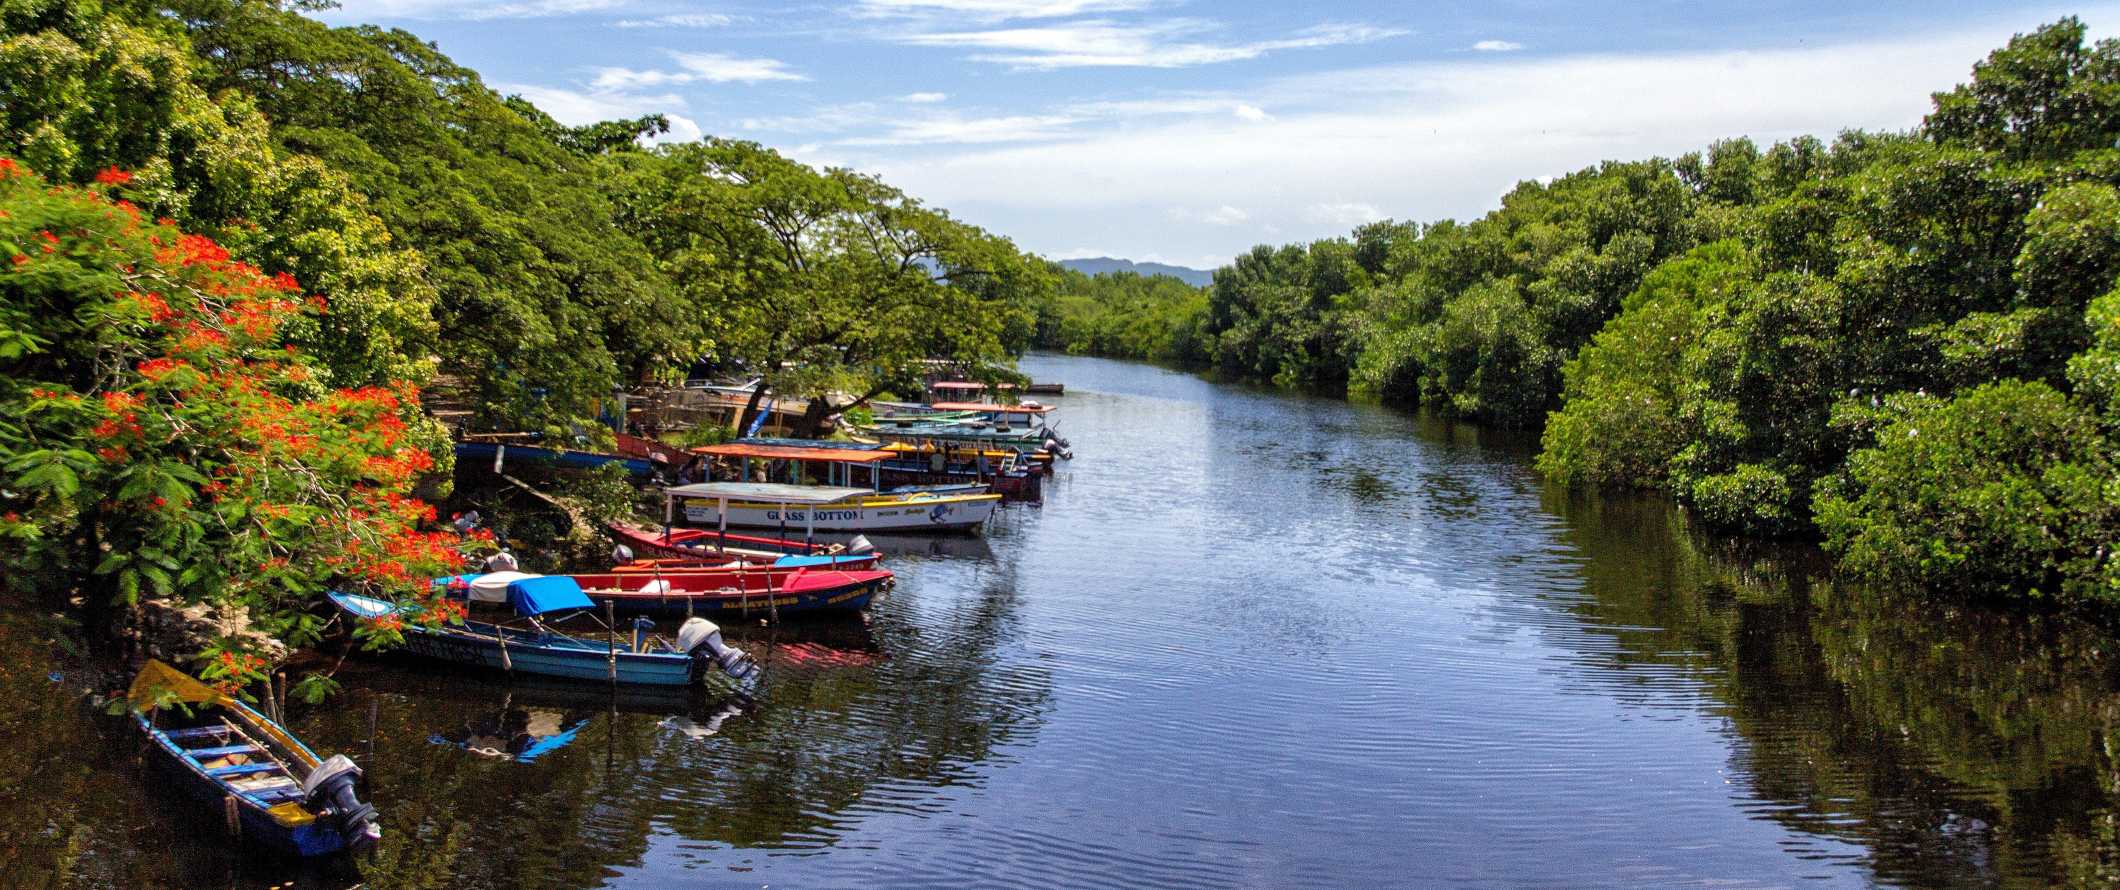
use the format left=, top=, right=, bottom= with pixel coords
left=507, top=575, right=593, bottom=616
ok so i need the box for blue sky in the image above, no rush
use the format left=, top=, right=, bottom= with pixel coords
left=320, top=1, right=2115, bottom=269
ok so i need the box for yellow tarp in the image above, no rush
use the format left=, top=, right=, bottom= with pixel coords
left=126, top=659, right=228, bottom=711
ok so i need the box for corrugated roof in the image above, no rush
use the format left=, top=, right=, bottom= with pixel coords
left=692, top=443, right=892, bottom=463
left=927, top=401, right=1054, bottom=414
left=666, top=482, right=873, bottom=504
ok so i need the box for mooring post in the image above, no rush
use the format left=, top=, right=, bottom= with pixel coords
left=605, top=601, right=618, bottom=683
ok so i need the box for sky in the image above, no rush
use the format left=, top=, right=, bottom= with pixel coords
left=317, top=0, right=2118, bottom=271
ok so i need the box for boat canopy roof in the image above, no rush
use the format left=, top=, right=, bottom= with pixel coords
left=128, top=659, right=228, bottom=710
left=928, top=401, right=1053, bottom=414
left=693, top=442, right=892, bottom=463
left=667, top=482, right=874, bottom=504
left=736, top=436, right=885, bottom=453
left=506, top=575, right=594, bottom=616
left=930, top=380, right=1015, bottom=390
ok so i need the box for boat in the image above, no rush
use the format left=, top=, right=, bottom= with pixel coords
left=455, top=432, right=681, bottom=478
left=737, top=436, right=1044, bottom=499
left=679, top=443, right=1004, bottom=534
left=859, top=419, right=1070, bottom=461
left=561, top=566, right=894, bottom=617
left=127, top=660, right=382, bottom=858
left=328, top=575, right=760, bottom=687
left=609, top=552, right=882, bottom=573
left=607, top=521, right=866, bottom=561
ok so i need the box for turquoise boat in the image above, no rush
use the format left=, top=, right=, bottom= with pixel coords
left=329, top=575, right=759, bottom=688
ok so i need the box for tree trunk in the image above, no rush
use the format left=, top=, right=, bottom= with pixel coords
left=734, top=363, right=779, bottom=436
left=790, top=398, right=835, bottom=439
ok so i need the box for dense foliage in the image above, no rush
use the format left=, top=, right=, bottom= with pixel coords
left=1034, top=265, right=1208, bottom=364
left=1049, top=19, right=2120, bottom=607
left=611, top=139, right=1049, bottom=434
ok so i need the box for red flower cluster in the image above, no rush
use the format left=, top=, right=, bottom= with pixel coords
left=94, top=166, right=133, bottom=186
left=174, top=233, right=230, bottom=267
left=138, top=357, right=189, bottom=380
left=127, top=291, right=176, bottom=323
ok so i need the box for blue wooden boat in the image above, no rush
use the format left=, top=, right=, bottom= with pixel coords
left=329, top=575, right=759, bottom=688
left=454, top=440, right=660, bottom=476
left=128, top=661, right=381, bottom=858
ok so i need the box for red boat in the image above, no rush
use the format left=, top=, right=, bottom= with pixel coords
left=609, top=522, right=847, bottom=561
left=609, top=551, right=881, bottom=573
left=562, top=566, right=894, bottom=617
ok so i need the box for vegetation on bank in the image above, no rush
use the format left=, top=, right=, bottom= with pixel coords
left=0, top=0, right=1048, bottom=685
left=1035, top=19, right=2120, bottom=608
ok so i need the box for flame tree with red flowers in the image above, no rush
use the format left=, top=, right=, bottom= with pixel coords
left=0, top=159, right=464, bottom=701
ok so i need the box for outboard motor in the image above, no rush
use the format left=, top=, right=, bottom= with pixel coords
left=846, top=535, right=876, bottom=555
left=301, top=754, right=381, bottom=854
left=482, top=550, right=519, bottom=573
left=611, top=543, right=634, bottom=565
left=678, top=617, right=758, bottom=684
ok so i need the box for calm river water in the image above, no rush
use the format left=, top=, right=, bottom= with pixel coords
left=6, top=353, right=2120, bottom=888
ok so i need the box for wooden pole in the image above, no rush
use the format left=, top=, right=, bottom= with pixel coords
left=605, top=601, right=618, bottom=683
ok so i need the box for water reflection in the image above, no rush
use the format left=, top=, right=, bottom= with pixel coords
left=1539, top=484, right=2120, bottom=887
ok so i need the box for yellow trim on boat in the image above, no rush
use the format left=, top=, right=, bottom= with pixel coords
left=268, top=802, right=318, bottom=826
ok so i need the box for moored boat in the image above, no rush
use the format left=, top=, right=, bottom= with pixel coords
left=680, top=443, right=1004, bottom=534
left=737, top=435, right=1043, bottom=498
left=607, top=521, right=861, bottom=561
left=329, top=575, right=760, bottom=687
left=128, top=660, right=382, bottom=858
left=457, top=432, right=678, bottom=478
left=562, top=566, right=894, bottom=617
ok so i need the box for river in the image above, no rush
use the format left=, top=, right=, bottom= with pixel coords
left=4, top=353, right=2119, bottom=888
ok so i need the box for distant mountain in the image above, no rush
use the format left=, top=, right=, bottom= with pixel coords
left=1058, top=256, right=1213, bottom=287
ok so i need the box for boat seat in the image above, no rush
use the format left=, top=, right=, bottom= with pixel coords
left=247, top=779, right=305, bottom=800
left=165, top=726, right=230, bottom=742
left=207, top=762, right=285, bottom=778
left=187, top=744, right=260, bottom=759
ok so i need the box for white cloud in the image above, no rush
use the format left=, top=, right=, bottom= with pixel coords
left=900, top=20, right=1405, bottom=69
left=854, top=0, right=1153, bottom=20
left=903, top=92, right=950, bottom=103
left=843, top=113, right=1084, bottom=145
left=612, top=13, right=735, bottom=28
left=501, top=83, right=688, bottom=126
left=1303, top=202, right=1382, bottom=226
left=325, top=0, right=622, bottom=20
left=740, top=102, right=884, bottom=134
left=1471, top=40, right=1524, bottom=52
left=594, top=52, right=807, bottom=89
left=1233, top=103, right=1270, bottom=121
left=855, top=19, right=2058, bottom=269
left=659, top=113, right=705, bottom=143
left=1199, top=205, right=1252, bottom=225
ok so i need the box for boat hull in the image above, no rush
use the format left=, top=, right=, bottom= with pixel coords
left=680, top=494, right=1001, bottom=533
left=584, top=576, right=887, bottom=617
left=135, top=707, right=348, bottom=858
left=455, top=441, right=659, bottom=476
left=609, top=522, right=835, bottom=558
left=330, top=593, right=710, bottom=687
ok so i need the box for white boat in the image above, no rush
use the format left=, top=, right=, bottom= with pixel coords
left=663, top=442, right=1002, bottom=536
left=669, top=482, right=1000, bottom=534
